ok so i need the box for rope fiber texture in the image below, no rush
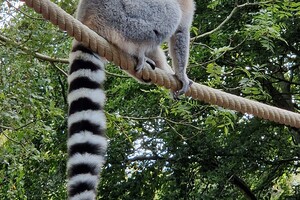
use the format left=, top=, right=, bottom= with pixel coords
left=24, top=0, right=300, bottom=128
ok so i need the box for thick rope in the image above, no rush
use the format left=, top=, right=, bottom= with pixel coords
left=23, top=0, right=300, bottom=128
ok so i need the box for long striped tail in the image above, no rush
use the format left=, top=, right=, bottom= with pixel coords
left=67, top=42, right=107, bottom=200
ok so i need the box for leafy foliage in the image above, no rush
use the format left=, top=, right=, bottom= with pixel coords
left=1, top=0, right=300, bottom=199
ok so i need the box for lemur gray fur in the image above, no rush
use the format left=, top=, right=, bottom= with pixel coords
left=76, top=0, right=195, bottom=95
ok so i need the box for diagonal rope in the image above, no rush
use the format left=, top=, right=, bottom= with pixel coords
left=23, top=0, right=300, bottom=128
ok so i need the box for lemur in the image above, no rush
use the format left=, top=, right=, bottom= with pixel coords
left=67, top=0, right=195, bottom=199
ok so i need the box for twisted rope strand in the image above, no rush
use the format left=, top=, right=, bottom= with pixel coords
left=24, top=0, right=300, bottom=128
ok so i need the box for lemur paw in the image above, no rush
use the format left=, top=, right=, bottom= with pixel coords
left=135, top=57, right=156, bottom=72
left=146, top=58, right=156, bottom=70
left=172, top=79, right=193, bottom=99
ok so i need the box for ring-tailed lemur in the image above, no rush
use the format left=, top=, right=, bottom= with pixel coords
left=67, top=0, right=195, bottom=199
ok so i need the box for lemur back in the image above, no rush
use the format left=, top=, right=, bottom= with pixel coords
left=76, top=0, right=181, bottom=45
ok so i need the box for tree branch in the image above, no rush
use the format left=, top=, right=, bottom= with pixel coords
left=125, top=155, right=168, bottom=162
left=49, top=61, right=68, bottom=76
left=0, top=121, right=35, bottom=149
left=1, top=131, right=26, bottom=148
left=5, top=0, right=44, bottom=21
left=191, top=38, right=246, bottom=69
left=55, top=67, right=68, bottom=104
left=193, top=1, right=271, bottom=40
left=229, top=174, right=257, bottom=200
left=0, top=34, right=133, bottom=79
left=114, top=114, right=203, bottom=131
left=0, top=124, right=13, bottom=130
left=0, top=34, right=69, bottom=63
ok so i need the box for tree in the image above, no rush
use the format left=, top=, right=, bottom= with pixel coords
left=0, top=0, right=300, bottom=199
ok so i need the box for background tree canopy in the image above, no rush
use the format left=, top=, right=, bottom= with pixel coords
left=1, top=0, right=300, bottom=199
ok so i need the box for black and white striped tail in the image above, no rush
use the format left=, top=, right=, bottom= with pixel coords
left=67, top=42, right=107, bottom=200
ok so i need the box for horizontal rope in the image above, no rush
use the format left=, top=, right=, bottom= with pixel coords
left=23, top=0, right=300, bottom=128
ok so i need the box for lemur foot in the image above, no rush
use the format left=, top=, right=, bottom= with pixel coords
left=133, top=56, right=156, bottom=83
left=172, top=78, right=193, bottom=99
left=146, top=59, right=156, bottom=70
left=135, top=57, right=156, bottom=72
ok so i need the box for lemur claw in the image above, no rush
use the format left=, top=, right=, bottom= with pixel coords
left=172, top=79, right=193, bottom=99
left=135, top=57, right=156, bottom=72
left=146, top=59, right=156, bottom=70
